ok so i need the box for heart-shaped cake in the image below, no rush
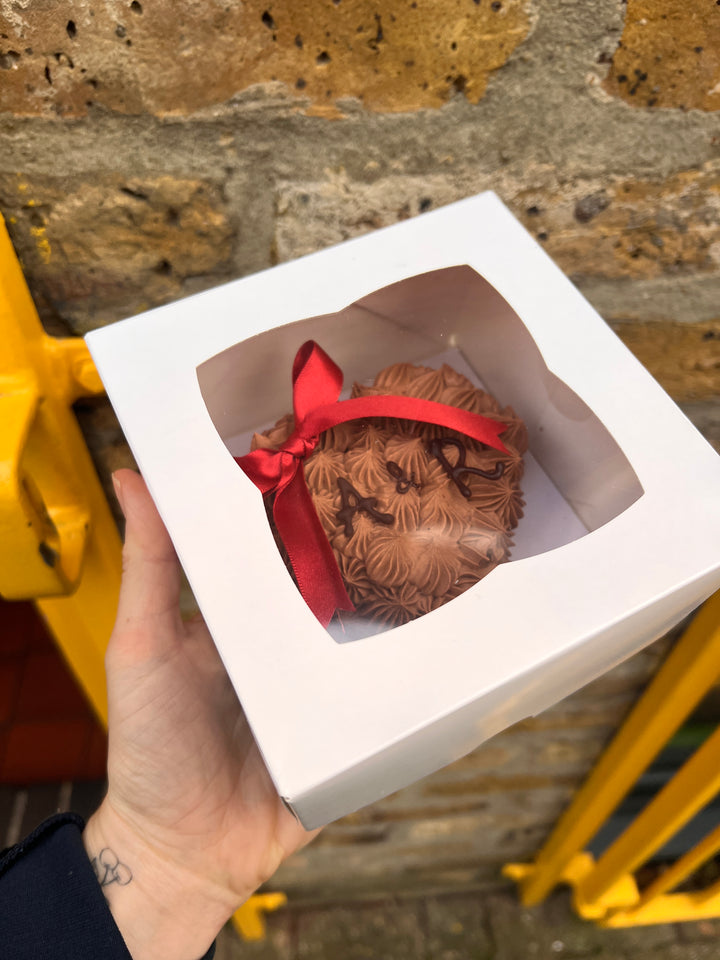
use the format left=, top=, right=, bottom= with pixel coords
left=252, top=361, right=528, bottom=627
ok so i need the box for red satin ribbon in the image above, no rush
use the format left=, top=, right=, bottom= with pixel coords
left=235, top=341, right=509, bottom=627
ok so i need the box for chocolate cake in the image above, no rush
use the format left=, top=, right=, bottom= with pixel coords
left=252, top=360, right=528, bottom=627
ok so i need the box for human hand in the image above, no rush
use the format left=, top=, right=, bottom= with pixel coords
left=83, top=469, right=318, bottom=960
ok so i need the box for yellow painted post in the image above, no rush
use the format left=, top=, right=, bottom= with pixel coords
left=632, top=821, right=720, bottom=907
left=601, top=855, right=720, bottom=926
left=0, top=213, right=121, bottom=722
left=576, top=723, right=720, bottom=909
left=505, top=590, right=720, bottom=907
left=594, top=826, right=720, bottom=924
left=602, top=890, right=720, bottom=927
left=232, top=893, right=287, bottom=940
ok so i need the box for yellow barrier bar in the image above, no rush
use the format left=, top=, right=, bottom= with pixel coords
left=37, top=533, right=120, bottom=723
left=506, top=590, right=720, bottom=906
left=0, top=214, right=121, bottom=722
left=232, top=893, right=287, bottom=940
left=602, top=889, right=720, bottom=927
left=577, top=723, right=720, bottom=908
left=633, top=821, right=720, bottom=905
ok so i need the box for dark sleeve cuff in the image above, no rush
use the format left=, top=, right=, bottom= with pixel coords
left=0, top=813, right=215, bottom=960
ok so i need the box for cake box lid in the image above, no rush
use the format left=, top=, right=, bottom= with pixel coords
left=86, top=192, right=720, bottom=828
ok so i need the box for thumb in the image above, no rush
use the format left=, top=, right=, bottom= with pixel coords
left=112, top=469, right=182, bottom=650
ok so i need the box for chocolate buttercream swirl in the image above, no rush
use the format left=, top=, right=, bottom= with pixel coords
left=384, top=434, right=428, bottom=482
left=496, top=474, right=525, bottom=528
left=438, top=363, right=470, bottom=388
left=406, top=531, right=460, bottom=598
left=319, top=421, right=360, bottom=454
left=373, top=363, right=422, bottom=393
left=311, top=489, right=341, bottom=534
left=351, top=419, right=390, bottom=451
left=344, top=443, right=392, bottom=492
left=337, top=510, right=387, bottom=558
left=377, top=480, right=421, bottom=534
left=350, top=382, right=387, bottom=400
left=360, top=583, right=434, bottom=627
left=250, top=431, right=277, bottom=452
left=441, top=386, right=484, bottom=414
left=418, top=488, right=470, bottom=539
left=402, top=366, right=446, bottom=402
left=448, top=571, right=486, bottom=601
left=364, top=530, right=416, bottom=588
left=259, top=356, right=527, bottom=629
left=260, top=412, right=294, bottom=449
left=339, top=553, right=376, bottom=600
left=304, top=448, right=346, bottom=494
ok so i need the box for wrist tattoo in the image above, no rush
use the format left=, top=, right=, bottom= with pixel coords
left=90, top=847, right=133, bottom=887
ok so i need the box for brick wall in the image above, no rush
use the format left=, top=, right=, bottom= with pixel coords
left=1, top=0, right=718, bottom=899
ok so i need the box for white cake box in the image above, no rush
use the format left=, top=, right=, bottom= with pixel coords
left=86, top=192, right=720, bottom=830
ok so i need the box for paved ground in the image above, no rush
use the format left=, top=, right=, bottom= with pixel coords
left=4, top=783, right=720, bottom=960
left=216, top=892, right=720, bottom=960
left=216, top=888, right=720, bottom=960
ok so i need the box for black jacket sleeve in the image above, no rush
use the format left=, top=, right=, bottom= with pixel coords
left=0, top=813, right=215, bottom=960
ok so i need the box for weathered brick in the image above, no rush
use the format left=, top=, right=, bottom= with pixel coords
left=275, top=164, right=720, bottom=292
left=276, top=852, right=488, bottom=904
left=332, top=780, right=575, bottom=829
left=407, top=813, right=505, bottom=843
left=270, top=788, right=567, bottom=897
left=611, top=321, right=720, bottom=403
left=375, top=787, right=571, bottom=840
left=274, top=172, right=470, bottom=262
left=578, top=276, right=720, bottom=335
left=272, top=840, right=503, bottom=900
left=311, top=822, right=391, bottom=847
left=514, top=165, right=720, bottom=282
left=0, top=0, right=532, bottom=118
left=0, top=172, right=232, bottom=333
left=428, top=727, right=613, bottom=781
left=511, top=692, right=638, bottom=732
left=603, top=0, right=720, bottom=111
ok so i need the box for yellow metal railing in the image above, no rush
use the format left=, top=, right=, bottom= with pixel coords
left=0, top=213, right=283, bottom=941
left=0, top=213, right=120, bottom=720
left=506, top=589, right=720, bottom=926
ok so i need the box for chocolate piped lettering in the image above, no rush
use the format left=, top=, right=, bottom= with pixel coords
left=427, top=437, right=504, bottom=499
left=385, top=460, right=422, bottom=494
left=336, top=477, right=395, bottom=537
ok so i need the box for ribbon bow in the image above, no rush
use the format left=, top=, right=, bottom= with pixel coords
left=236, top=341, right=509, bottom=627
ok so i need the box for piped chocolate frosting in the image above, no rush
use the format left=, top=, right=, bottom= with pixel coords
left=253, top=361, right=528, bottom=628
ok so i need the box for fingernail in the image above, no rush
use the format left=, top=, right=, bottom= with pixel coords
left=112, top=472, right=126, bottom=516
